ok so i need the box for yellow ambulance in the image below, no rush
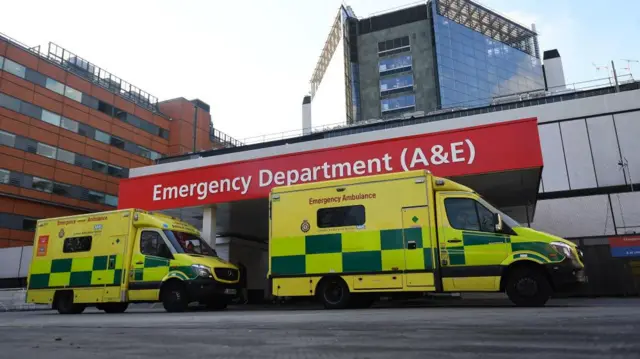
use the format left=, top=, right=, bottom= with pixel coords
left=26, top=209, right=240, bottom=314
left=268, top=170, right=586, bottom=308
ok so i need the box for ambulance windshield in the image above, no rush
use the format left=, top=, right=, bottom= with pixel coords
left=476, top=197, right=522, bottom=228
left=163, top=230, right=218, bottom=257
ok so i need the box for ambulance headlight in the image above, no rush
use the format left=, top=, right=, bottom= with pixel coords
left=550, top=242, right=574, bottom=259
left=191, top=264, right=213, bottom=278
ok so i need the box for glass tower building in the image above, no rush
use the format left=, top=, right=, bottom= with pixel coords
left=432, top=0, right=545, bottom=108
left=306, top=0, right=548, bottom=127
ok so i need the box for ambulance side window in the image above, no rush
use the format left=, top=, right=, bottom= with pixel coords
left=444, top=198, right=497, bottom=233
left=317, top=205, right=365, bottom=228
left=63, top=236, right=92, bottom=253
left=140, top=231, right=172, bottom=259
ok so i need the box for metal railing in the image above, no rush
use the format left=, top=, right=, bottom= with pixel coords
left=45, top=43, right=160, bottom=112
left=210, top=124, right=244, bottom=148
left=238, top=74, right=636, bottom=146
left=0, top=32, right=160, bottom=113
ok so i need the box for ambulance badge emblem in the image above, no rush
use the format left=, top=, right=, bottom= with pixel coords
left=300, top=220, right=310, bottom=233
left=58, top=228, right=65, bottom=238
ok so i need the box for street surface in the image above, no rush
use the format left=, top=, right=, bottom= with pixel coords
left=1, top=298, right=639, bottom=359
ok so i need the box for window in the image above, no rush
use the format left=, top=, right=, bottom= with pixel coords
left=150, top=151, right=162, bottom=161
left=0, top=130, right=16, bottom=147
left=20, top=102, right=42, bottom=119
left=379, top=55, right=412, bottom=74
left=64, top=86, right=83, bottom=102
left=81, top=95, right=99, bottom=109
left=317, top=205, right=366, bottom=228
left=105, top=194, right=118, bottom=207
left=0, top=169, right=9, bottom=184
left=61, top=117, right=79, bottom=133
left=94, top=130, right=110, bottom=144
left=36, top=143, right=57, bottom=159
left=159, top=128, right=169, bottom=140
left=63, top=236, right=92, bottom=253
left=88, top=190, right=105, bottom=204
left=97, top=101, right=114, bottom=117
left=140, top=231, right=172, bottom=258
left=3, top=58, right=26, bottom=78
left=380, top=74, right=414, bottom=93
left=476, top=202, right=497, bottom=232
left=381, top=94, right=416, bottom=113
left=91, top=160, right=107, bottom=173
left=77, top=123, right=95, bottom=138
left=32, top=177, right=53, bottom=193
left=444, top=197, right=498, bottom=232
left=110, top=136, right=125, bottom=149
left=0, top=93, right=21, bottom=112
left=22, top=138, right=38, bottom=153
left=139, top=147, right=152, bottom=159
left=378, top=36, right=410, bottom=55
left=25, top=69, right=47, bottom=88
left=52, top=183, right=71, bottom=196
left=0, top=56, right=3, bottom=69
left=22, top=218, right=37, bottom=231
left=41, top=110, right=61, bottom=127
left=45, top=78, right=65, bottom=95
left=107, top=165, right=124, bottom=177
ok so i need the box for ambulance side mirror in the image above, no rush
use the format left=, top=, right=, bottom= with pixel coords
left=493, top=213, right=503, bottom=232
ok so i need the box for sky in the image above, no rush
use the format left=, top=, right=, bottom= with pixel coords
left=1, top=0, right=638, bottom=143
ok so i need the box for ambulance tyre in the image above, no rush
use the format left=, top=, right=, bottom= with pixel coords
left=54, top=291, right=85, bottom=315
left=505, top=266, right=552, bottom=307
left=161, top=281, right=188, bottom=313
left=318, top=277, right=351, bottom=309
left=102, top=303, right=129, bottom=314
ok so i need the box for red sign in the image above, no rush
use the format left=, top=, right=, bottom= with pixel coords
left=118, top=118, right=542, bottom=211
left=37, top=235, right=49, bottom=257
left=609, top=236, right=640, bottom=248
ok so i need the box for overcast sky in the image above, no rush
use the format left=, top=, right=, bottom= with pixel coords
left=2, top=0, right=638, bottom=142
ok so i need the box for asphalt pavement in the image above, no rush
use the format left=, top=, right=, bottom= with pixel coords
left=1, top=298, right=639, bottom=359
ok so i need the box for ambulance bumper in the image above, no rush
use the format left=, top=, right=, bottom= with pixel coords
left=186, top=278, right=239, bottom=302
left=545, top=259, right=588, bottom=293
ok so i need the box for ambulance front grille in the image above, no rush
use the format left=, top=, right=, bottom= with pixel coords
left=214, top=268, right=239, bottom=281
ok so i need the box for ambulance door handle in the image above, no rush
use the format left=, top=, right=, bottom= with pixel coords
left=407, top=241, right=417, bottom=250
left=448, top=239, right=462, bottom=243
left=135, top=261, right=143, bottom=265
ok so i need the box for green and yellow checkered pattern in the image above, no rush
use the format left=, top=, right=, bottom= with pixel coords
left=129, top=255, right=197, bottom=282
left=270, top=228, right=434, bottom=276
left=28, top=255, right=124, bottom=289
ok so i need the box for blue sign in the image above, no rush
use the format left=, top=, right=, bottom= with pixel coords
left=610, top=246, right=640, bottom=258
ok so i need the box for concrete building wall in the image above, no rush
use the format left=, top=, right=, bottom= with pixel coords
left=357, top=19, right=438, bottom=121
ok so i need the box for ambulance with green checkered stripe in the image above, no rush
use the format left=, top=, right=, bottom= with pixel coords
left=268, top=169, right=586, bottom=308
left=26, top=209, right=240, bottom=314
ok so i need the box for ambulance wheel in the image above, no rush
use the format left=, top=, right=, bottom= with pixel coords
left=102, top=303, right=129, bottom=314
left=161, top=282, right=188, bottom=313
left=319, top=277, right=351, bottom=309
left=506, top=266, right=551, bottom=307
left=54, top=291, right=85, bottom=315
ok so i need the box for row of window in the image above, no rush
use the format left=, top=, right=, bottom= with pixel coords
left=0, top=168, right=118, bottom=207
left=379, top=55, right=412, bottom=76
left=380, top=74, right=414, bottom=96
left=0, top=56, right=169, bottom=140
left=0, top=129, right=128, bottom=178
left=381, top=94, right=416, bottom=114
left=0, top=92, right=162, bottom=160
left=315, top=197, right=498, bottom=234
left=378, top=36, right=410, bottom=56
left=0, top=212, right=38, bottom=232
